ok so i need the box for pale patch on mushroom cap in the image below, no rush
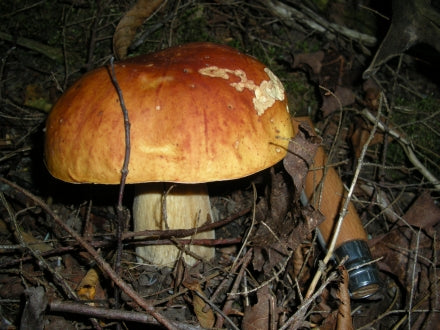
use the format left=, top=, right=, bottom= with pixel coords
left=198, top=66, right=285, bottom=115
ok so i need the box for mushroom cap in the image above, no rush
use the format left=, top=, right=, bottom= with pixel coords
left=45, top=42, right=294, bottom=184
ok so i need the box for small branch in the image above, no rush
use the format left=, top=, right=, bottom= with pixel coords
left=0, top=177, right=175, bottom=329
left=264, top=0, right=376, bottom=47
left=193, top=289, right=239, bottom=330
left=0, top=193, right=78, bottom=300
left=107, top=57, right=131, bottom=210
left=49, top=301, right=202, bottom=330
left=361, top=108, right=440, bottom=190
left=231, top=183, right=257, bottom=272
left=0, top=192, right=103, bottom=329
left=108, top=57, right=131, bottom=326
left=305, top=96, right=383, bottom=299
left=216, top=249, right=253, bottom=329
left=279, top=271, right=339, bottom=330
left=407, top=229, right=422, bottom=329
left=123, top=206, right=251, bottom=240
left=0, top=209, right=248, bottom=269
left=0, top=31, right=63, bottom=63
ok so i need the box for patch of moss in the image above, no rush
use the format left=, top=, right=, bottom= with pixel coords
left=295, top=40, right=321, bottom=53
left=387, top=96, right=440, bottom=180
left=173, top=5, right=215, bottom=44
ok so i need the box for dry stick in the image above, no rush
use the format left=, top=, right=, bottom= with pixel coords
left=0, top=209, right=248, bottom=269
left=230, top=183, right=257, bottom=272
left=304, top=95, right=383, bottom=300
left=209, top=245, right=252, bottom=306
left=358, top=271, right=440, bottom=330
left=0, top=192, right=103, bottom=330
left=313, top=86, right=345, bottom=212
left=391, top=279, right=440, bottom=330
left=123, top=206, right=251, bottom=240
left=357, top=286, right=401, bottom=329
left=432, top=231, right=439, bottom=323
left=0, top=193, right=78, bottom=300
left=85, top=1, right=103, bottom=71
left=216, top=249, right=253, bottom=329
left=406, top=229, right=422, bottom=330
left=153, top=269, right=223, bottom=307
left=264, top=0, right=376, bottom=47
left=228, top=250, right=294, bottom=297
left=279, top=271, right=339, bottom=330
left=49, top=301, right=203, bottom=330
left=107, top=57, right=131, bottom=213
left=108, top=57, right=131, bottom=327
left=361, top=108, right=440, bottom=190
left=0, top=177, right=175, bottom=329
left=192, top=290, right=239, bottom=330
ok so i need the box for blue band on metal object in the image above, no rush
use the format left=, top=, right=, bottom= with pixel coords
left=334, top=240, right=381, bottom=299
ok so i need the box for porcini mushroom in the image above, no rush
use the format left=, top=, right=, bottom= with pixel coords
left=44, top=42, right=294, bottom=266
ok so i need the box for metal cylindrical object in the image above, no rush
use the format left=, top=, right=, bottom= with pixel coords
left=294, top=117, right=381, bottom=299
left=334, top=240, right=380, bottom=299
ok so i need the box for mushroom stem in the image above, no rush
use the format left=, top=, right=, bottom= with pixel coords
left=133, top=183, right=215, bottom=266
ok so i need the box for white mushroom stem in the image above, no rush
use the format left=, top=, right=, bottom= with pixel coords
left=133, top=183, right=215, bottom=266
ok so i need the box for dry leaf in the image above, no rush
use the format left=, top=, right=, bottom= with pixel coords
left=252, top=169, right=291, bottom=249
left=283, top=119, right=321, bottom=199
left=321, top=86, right=355, bottom=117
left=242, top=286, right=274, bottom=330
left=368, top=192, right=440, bottom=294
left=336, top=267, right=353, bottom=330
left=402, top=191, right=440, bottom=230
left=292, top=51, right=325, bottom=75
left=20, top=287, right=47, bottom=330
left=350, top=116, right=389, bottom=159
left=20, top=230, right=53, bottom=254
left=77, top=268, right=99, bottom=300
left=182, top=276, right=215, bottom=328
left=113, top=0, right=164, bottom=59
left=251, top=118, right=324, bottom=274
left=269, top=168, right=290, bottom=223
left=363, top=79, right=381, bottom=110
left=369, top=226, right=438, bottom=290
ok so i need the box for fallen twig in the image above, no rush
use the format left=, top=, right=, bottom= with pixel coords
left=280, top=271, right=339, bottom=330
left=304, top=93, right=382, bottom=299
left=361, top=108, right=440, bottom=190
left=0, top=177, right=176, bottom=329
left=49, top=300, right=203, bottom=329
left=264, top=0, right=376, bottom=47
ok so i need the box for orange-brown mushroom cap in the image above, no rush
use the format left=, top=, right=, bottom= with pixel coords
left=44, top=42, right=294, bottom=184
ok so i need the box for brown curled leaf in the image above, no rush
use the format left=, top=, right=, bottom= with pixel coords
left=242, top=286, right=274, bottom=330
left=182, top=275, right=215, bottom=328
left=113, top=0, right=164, bottom=59
left=77, top=268, right=99, bottom=300
left=292, top=51, right=325, bottom=75
left=283, top=119, right=321, bottom=200
left=321, top=86, right=355, bottom=117
left=336, top=266, right=353, bottom=330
